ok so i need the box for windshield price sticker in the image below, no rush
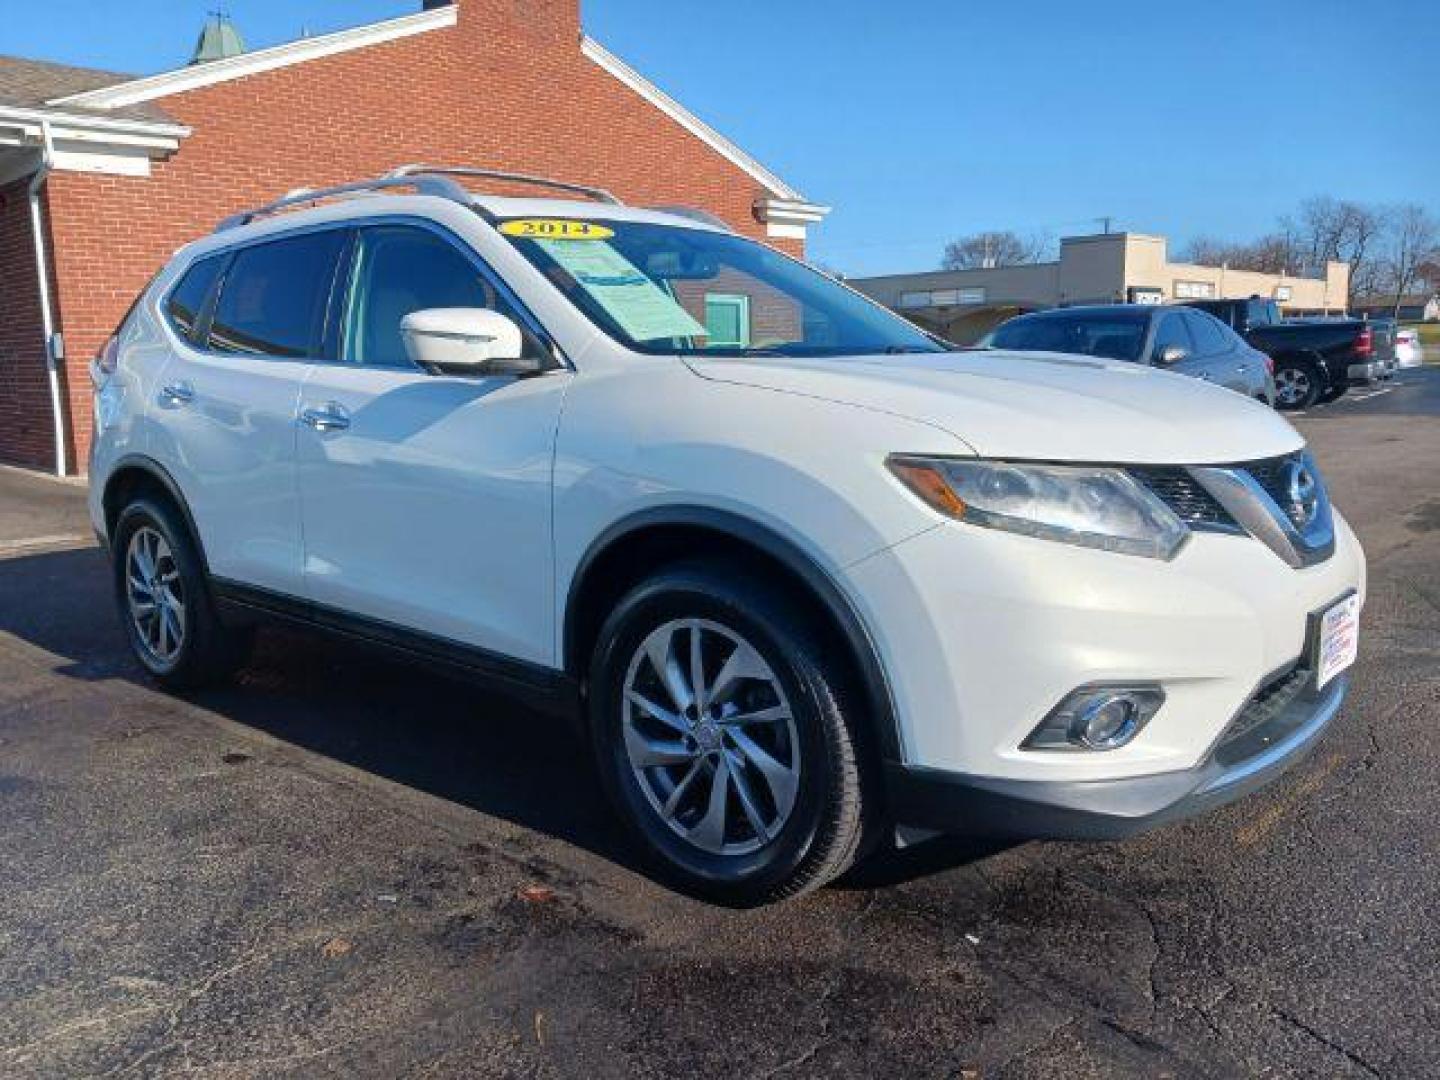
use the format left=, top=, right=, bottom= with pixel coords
left=499, top=219, right=614, bottom=241
left=536, top=239, right=707, bottom=342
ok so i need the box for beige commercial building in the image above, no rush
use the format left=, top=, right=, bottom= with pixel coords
left=852, top=232, right=1351, bottom=344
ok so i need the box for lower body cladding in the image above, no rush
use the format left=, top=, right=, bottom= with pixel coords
left=848, top=513, right=1366, bottom=838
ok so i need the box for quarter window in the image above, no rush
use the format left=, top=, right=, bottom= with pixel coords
left=207, top=231, right=347, bottom=359
left=1150, top=312, right=1193, bottom=361
left=165, top=256, right=224, bottom=343
left=1185, top=310, right=1231, bottom=355
left=342, top=225, right=541, bottom=368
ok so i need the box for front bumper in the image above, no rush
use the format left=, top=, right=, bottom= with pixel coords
left=885, top=672, right=1347, bottom=839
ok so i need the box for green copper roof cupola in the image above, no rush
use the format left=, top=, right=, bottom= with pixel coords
left=190, top=11, right=247, bottom=65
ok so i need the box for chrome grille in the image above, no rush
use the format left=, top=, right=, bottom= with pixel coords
left=1132, top=452, right=1332, bottom=568
left=1240, top=453, right=1304, bottom=515
left=1131, top=467, right=1238, bottom=531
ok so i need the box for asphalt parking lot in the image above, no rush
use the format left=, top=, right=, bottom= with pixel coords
left=2, top=368, right=1439, bottom=1079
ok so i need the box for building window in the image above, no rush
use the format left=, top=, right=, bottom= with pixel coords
left=704, top=294, right=751, bottom=347
left=897, top=287, right=986, bottom=309
left=1274, top=285, right=1293, bottom=301
left=1174, top=280, right=1216, bottom=300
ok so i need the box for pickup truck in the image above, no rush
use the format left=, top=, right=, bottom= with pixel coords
left=1179, top=297, right=1386, bottom=409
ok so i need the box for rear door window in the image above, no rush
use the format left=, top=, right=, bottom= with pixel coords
left=165, top=256, right=224, bottom=343
left=207, top=230, right=347, bottom=359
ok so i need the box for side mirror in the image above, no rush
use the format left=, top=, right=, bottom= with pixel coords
left=400, top=308, right=541, bottom=377
left=1156, top=344, right=1188, bottom=365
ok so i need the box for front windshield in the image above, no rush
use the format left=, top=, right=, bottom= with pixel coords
left=991, top=313, right=1147, bottom=362
left=497, top=217, right=946, bottom=358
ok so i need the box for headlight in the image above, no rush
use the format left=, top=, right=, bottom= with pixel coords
left=887, top=456, right=1188, bottom=560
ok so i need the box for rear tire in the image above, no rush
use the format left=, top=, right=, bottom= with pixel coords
left=1272, top=357, right=1323, bottom=410
left=587, top=560, right=873, bottom=906
left=112, top=497, right=248, bottom=690
left=1317, top=383, right=1349, bottom=405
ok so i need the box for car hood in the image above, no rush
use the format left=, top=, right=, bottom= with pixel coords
left=686, top=349, right=1302, bottom=465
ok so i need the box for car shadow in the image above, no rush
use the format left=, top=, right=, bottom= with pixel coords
left=0, top=545, right=1010, bottom=892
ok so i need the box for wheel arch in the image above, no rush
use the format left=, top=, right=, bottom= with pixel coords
left=101, top=455, right=209, bottom=572
left=563, top=507, right=903, bottom=762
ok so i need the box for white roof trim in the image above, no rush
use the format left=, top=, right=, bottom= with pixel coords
left=49, top=6, right=458, bottom=111
left=580, top=36, right=805, bottom=203
left=0, top=103, right=189, bottom=140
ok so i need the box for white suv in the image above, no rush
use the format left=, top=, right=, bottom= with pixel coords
left=89, top=167, right=1365, bottom=905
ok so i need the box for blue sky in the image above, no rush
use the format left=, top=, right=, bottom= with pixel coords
left=6, top=0, right=1436, bottom=275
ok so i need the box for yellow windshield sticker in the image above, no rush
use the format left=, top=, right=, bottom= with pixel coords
left=499, top=219, right=614, bottom=241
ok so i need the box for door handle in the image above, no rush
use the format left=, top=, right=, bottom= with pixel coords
left=300, top=402, right=350, bottom=433
left=158, top=381, right=194, bottom=406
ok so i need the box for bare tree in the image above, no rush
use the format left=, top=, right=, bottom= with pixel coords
left=1177, top=232, right=1299, bottom=275
left=1283, top=197, right=1385, bottom=303
left=1382, top=204, right=1439, bottom=315
left=941, top=231, right=1049, bottom=271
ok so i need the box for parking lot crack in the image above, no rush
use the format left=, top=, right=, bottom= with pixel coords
left=1272, top=1007, right=1382, bottom=1078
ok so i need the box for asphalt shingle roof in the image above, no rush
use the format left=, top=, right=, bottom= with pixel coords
left=0, top=54, right=175, bottom=124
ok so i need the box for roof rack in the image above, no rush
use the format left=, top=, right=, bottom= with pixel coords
left=215, top=173, right=472, bottom=232
left=646, top=205, right=733, bottom=231
left=214, top=164, right=624, bottom=233
left=386, top=164, right=623, bottom=206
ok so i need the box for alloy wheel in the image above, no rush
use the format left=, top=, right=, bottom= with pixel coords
left=621, top=618, right=801, bottom=856
left=1275, top=367, right=1311, bottom=406
left=125, top=526, right=186, bottom=667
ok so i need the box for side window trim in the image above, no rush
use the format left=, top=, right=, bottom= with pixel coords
left=320, top=228, right=359, bottom=364
left=192, top=251, right=234, bottom=349
left=323, top=214, right=565, bottom=371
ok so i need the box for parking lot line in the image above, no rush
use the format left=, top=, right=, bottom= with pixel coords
left=0, top=534, right=95, bottom=557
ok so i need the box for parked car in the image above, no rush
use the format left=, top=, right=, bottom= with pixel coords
left=988, top=304, right=1276, bottom=404
left=1395, top=327, right=1425, bottom=368
left=88, top=167, right=1365, bottom=905
left=1180, top=297, right=1382, bottom=409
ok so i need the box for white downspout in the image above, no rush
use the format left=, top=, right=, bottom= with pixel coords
left=27, top=120, right=68, bottom=477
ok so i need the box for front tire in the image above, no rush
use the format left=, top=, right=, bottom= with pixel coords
left=112, top=497, right=247, bottom=690
left=588, top=561, right=872, bottom=906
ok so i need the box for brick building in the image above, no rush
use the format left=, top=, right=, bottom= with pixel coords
left=0, top=0, right=828, bottom=475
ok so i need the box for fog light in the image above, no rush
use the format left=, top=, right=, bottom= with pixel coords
left=1022, top=685, right=1165, bottom=752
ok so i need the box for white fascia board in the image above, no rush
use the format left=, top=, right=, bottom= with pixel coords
left=0, top=109, right=179, bottom=177
left=0, top=104, right=189, bottom=140
left=754, top=196, right=832, bottom=240
left=580, top=35, right=806, bottom=203
left=51, top=145, right=155, bottom=177
left=50, top=6, right=458, bottom=110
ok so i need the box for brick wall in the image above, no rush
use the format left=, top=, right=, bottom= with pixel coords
left=0, top=179, right=60, bottom=471
left=38, top=0, right=806, bottom=473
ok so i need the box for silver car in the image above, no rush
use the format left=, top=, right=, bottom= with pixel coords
left=989, top=305, right=1277, bottom=405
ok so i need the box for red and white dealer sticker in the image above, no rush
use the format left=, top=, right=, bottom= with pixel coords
left=1316, top=593, right=1360, bottom=690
